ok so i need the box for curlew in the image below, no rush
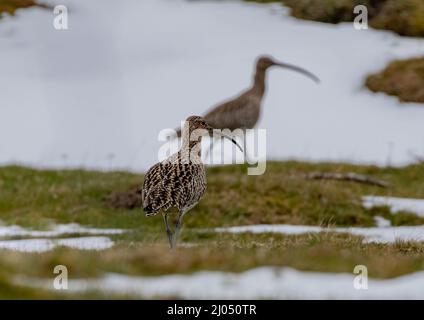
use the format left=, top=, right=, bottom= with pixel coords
left=142, top=116, right=243, bottom=248
left=175, top=55, right=319, bottom=157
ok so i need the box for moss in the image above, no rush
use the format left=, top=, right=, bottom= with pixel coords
left=370, top=0, right=424, bottom=37
left=279, top=0, right=424, bottom=37
left=366, top=57, right=424, bottom=103
left=283, top=0, right=371, bottom=24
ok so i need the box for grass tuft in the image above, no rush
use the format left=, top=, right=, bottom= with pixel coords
left=247, top=0, right=424, bottom=37
left=366, top=57, right=424, bottom=103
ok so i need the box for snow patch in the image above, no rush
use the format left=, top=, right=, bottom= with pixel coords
left=0, top=223, right=125, bottom=238
left=0, top=236, right=114, bottom=252
left=363, top=196, right=424, bottom=217
left=17, top=267, right=424, bottom=299
left=373, top=216, right=391, bottom=228
left=214, top=224, right=424, bottom=243
left=0, top=223, right=124, bottom=252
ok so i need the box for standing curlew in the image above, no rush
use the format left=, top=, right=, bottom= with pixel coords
left=175, top=55, right=319, bottom=157
left=142, top=116, right=243, bottom=248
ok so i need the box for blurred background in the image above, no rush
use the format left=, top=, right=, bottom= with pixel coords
left=1, top=0, right=424, bottom=171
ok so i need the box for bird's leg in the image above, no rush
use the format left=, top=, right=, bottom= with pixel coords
left=171, top=210, right=186, bottom=249
left=163, top=213, right=173, bottom=249
left=240, top=132, right=250, bottom=164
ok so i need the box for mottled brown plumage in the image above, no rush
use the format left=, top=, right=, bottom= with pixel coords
left=142, top=116, right=242, bottom=248
left=176, top=55, right=319, bottom=136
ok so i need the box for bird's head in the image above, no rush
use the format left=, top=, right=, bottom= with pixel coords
left=185, top=115, right=211, bottom=132
left=183, top=116, right=243, bottom=152
left=256, top=55, right=320, bottom=83
left=256, top=55, right=278, bottom=70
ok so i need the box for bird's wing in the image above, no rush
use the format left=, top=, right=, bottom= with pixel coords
left=141, top=160, right=183, bottom=209
left=174, top=97, right=247, bottom=137
left=204, top=94, right=247, bottom=118
left=203, top=93, right=252, bottom=129
left=141, top=162, right=165, bottom=205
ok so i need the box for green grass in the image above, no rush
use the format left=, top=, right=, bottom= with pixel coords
left=366, top=57, right=424, bottom=103
left=3, top=161, right=424, bottom=229
left=1, top=161, right=424, bottom=298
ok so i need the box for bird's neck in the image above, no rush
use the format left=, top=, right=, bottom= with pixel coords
left=252, top=67, right=267, bottom=96
left=179, top=136, right=203, bottom=164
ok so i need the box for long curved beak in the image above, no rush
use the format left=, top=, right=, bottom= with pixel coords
left=275, top=62, right=320, bottom=84
left=211, top=130, right=243, bottom=152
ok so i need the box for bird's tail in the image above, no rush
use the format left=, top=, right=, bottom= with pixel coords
left=143, top=204, right=158, bottom=217
left=143, top=191, right=172, bottom=217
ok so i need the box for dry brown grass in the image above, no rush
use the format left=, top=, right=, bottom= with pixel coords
left=366, top=57, right=424, bottom=103
left=0, top=0, right=47, bottom=16
left=280, top=0, right=424, bottom=37
left=370, top=0, right=424, bottom=37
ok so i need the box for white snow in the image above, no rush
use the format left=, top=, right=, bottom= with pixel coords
left=0, top=223, right=124, bottom=252
left=0, top=223, right=125, bottom=238
left=363, top=196, right=424, bottom=217
left=17, top=267, right=424, bottom=299
left=373, top=216, right=391, bottom=228
left=52, top=236, right=115, bottom=251
left=0, top=236, right=114, bottom=252
left=0, top=238, right=55, bottom=252
left=214, top=224, right=424, bottom=243
left=212, top=196, right=424, bottom=241
left=1, top=0, right=424, bottom=171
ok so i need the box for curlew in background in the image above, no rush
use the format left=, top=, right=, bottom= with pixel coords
left=175, top=55, right=320, bottom=159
